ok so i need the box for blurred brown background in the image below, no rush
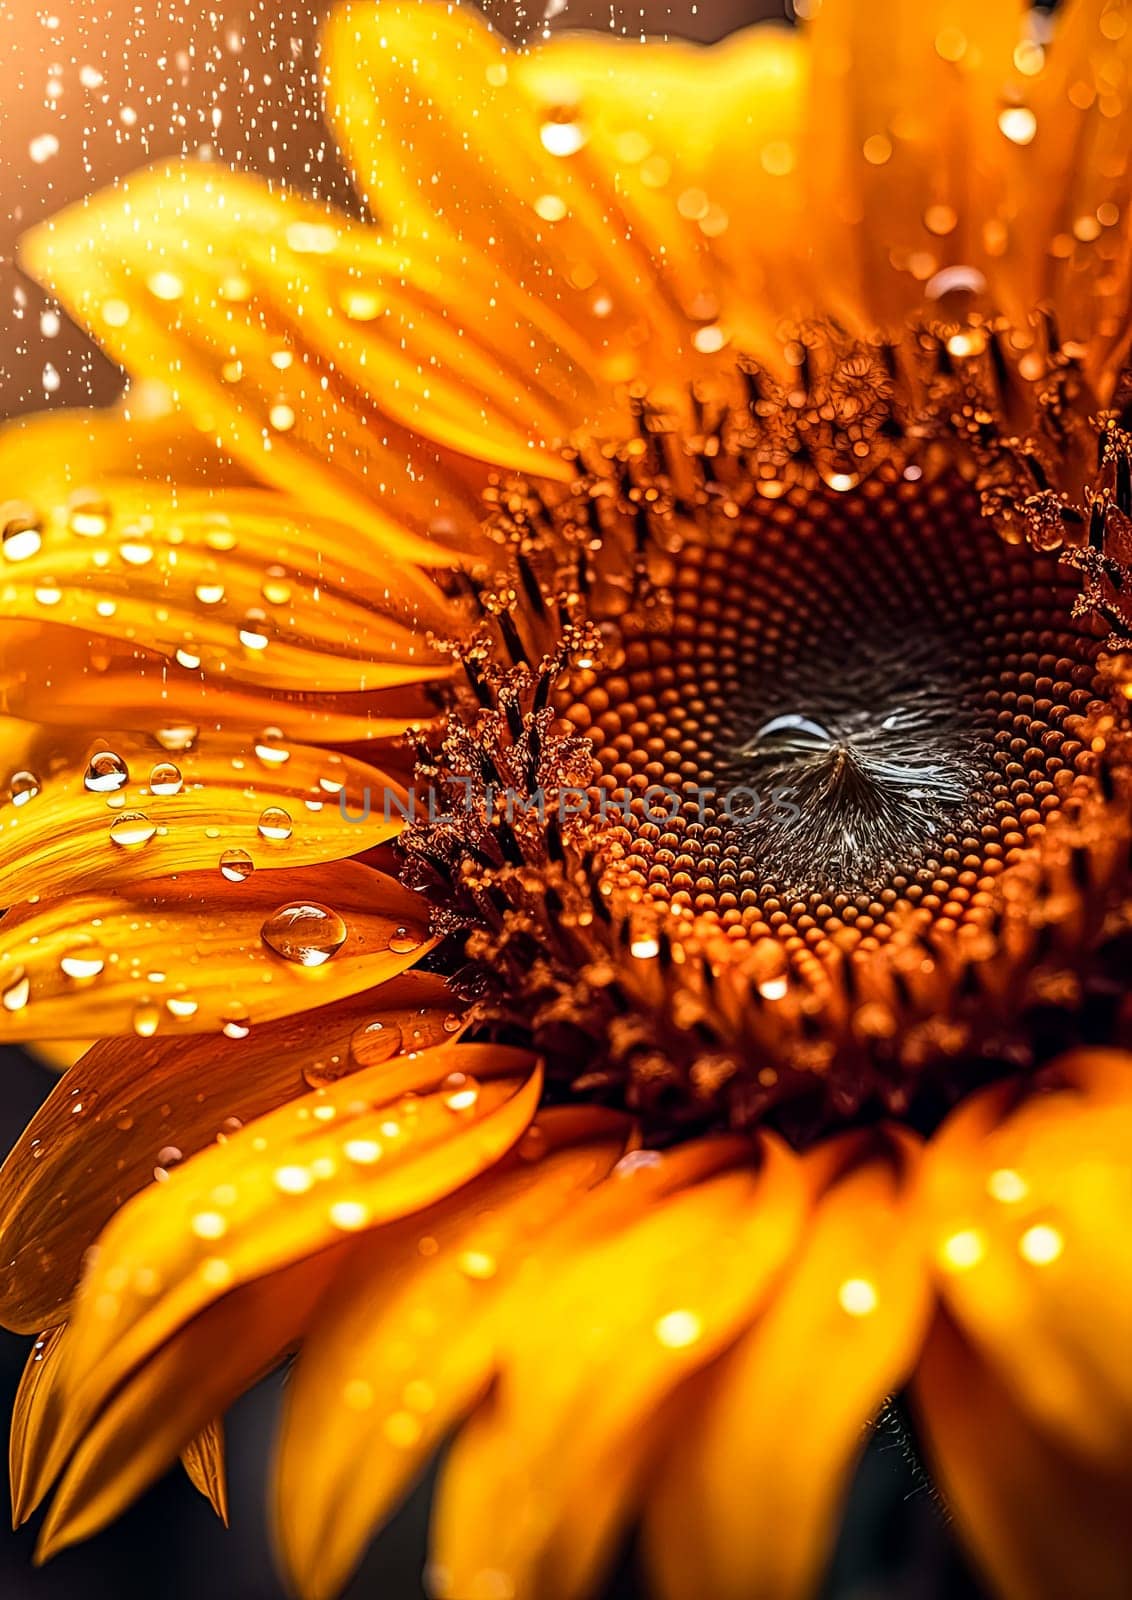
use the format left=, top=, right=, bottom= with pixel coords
left=0, top=0, right=989, bottom=1595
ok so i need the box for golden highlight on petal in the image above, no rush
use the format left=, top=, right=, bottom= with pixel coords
left=0, top=861, right=431, bottom=1041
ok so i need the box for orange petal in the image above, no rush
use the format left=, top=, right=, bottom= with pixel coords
left=276, top=1105, right=629, bottom=1600
left=918, top=1053, right=1132, bottom=1467
left=0, top=721, right=410, bottom=903
left=35, top=1249, right=346, bottom=1561
left=9, top=1325, right=67, bottom=1528
left=0, top=859, right=432, bottom=1040
left=181, top=1419, right=228, bottom=1525
left=431, top=1132, right=809, bottom=1600
left=914, top=1311, right=1132, bottom=1600
left=20, top=163, right=547, bottom=538
left=0, top=972, right=456, bottom=1334
left=514, top=24, right=811, bottom=369
left=41, top=1044, right=541, bottom=1511
left=643, top=1129, right=930, bottom=1600
left=803, top=0, right=1028, bottom=333
left=0, top=468, right=453, bottom=696
left=0, top=621, right=439, bottom=746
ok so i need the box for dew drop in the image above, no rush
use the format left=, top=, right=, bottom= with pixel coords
left=84, top=750, right=130, bottom=793
left=9, top=770, right=41, bottom=807
left=110, top=811, right=157, bottom=848
left=219, top=848, right=255, bottom=883
left=255, top=727, right=291, bottom=766
left=149, top=762, right=183, bottom=796
left=388, top=925, right=421, bottom=955
left=2, top=968, right=31, bottom=1013
left=60, top=947, right=105, bottom=981
left=221, top=1003, right=251, bottom=1039
left=257, top=805, right=293, bottom=841
left=166, top=995, right=199, bottom=1020
left=1, top=504, right=44, bottom=562
left=67, top=496, right=111, bottom=537
left=441, top=1072, right=479, bottom=1114
left=260, top=901, right=348, bottom=966
left=239, top=610, right=270, bottom=650
left=349, top=1017, right=403, bottom=1068
left=132, top=1002, right=161, bottom=1037
left=156, top=725, right=198, bottom=753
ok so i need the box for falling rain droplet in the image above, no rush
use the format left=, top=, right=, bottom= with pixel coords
left=219, top=848, right=255, bottom=883
left=149, top=762, right=183, bottom=796
left=110, top=811, right=157, bottom=849
left=85, top=750, right=130, bottom=793
left=257, top=805, right=293, bottom=841
left=9, top=771, right=41, bottom=807
left=260, top=902, right=348, bottom=966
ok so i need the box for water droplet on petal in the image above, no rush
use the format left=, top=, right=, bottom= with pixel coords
left=388, top=925, right=421, bottom=955
left=149, top=762, right=183, bottom=796
left=260, top=901, right=348, bottom=966
left=221, top=1003, right=251, bottom=1039
left=110, top=811, right=156, bottom=848
left=257, top=805, right=293, bottom=841
left=255, top=728, right=291, bottom=766
left=166, top=995, right=199, bottom=1019
left=68, top=495, right=111, bottom=537
left=349, top=1017, right=403, bottom=1067
left=60, top=947, right=105, bottom=981
left=9, top=770, right=41, bottom=806
left=2, top=968, right=31, bottom=1012
left=132, top=1001, right=161, bottom=1037
left=441, top=1072, right=479, bottom=1114
left=84, top=750, right=130, bottom=793
left=219, top=848, right=255, bottom=883
left=156, top=725, right=198, bottom=753
left=2, top=504, right=44, bottom=561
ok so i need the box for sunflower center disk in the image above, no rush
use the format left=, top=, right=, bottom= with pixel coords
left=573, top=473, right=1093, bottom=951
left=407, top=459, right=1128, bottom=1140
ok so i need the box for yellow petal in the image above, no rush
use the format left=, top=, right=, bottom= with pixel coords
left=324, top=1, right=678, bottom=394
left=277, top=1105, right=629, bottom=1600
left=36, top=1250, right=346, bottom=1560
left=914, top=1312, right=1132, bottom=1600
left=643, top=1129, right=930, bottom=1600
left=0, top=972, right=456, bottom=1334
left=0, top=720, right=410, bottom=903
left=431, top=1132, right=809, bottom=1600
left=918, top=1053, right=1132, bottom=1467
left=9, top=1325, right=67, bottom=1528
left=21, top=163, right=557, bottom=533
left=0, top=859, right=432, bottom=1041
left=0, top=464, right=454, bottom=694
left=41, top=1044, right=542, bottom=1511
left=514, top=24, right=811, bottom=369
left=181, top=1419, right=228, bottom=1524
left=0, top=620, right=438, bottom=745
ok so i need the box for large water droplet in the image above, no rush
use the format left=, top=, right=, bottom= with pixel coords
left=388, top=926, right=421, bottom=955
left=9, top=770, right=41, bottom=807
left=84, top=750, right=130, bottom=793
left=60, top=947, right=106, bottom=981
left=349, top=1017, right=404, bottom=1068
left=2, top=967, right=30, bottom=1012
left=260, top=902, right=348, bottom=966
left=257, top=805, right=293, bottom=841
left=219, top=848, right=255, bottom=883
left=2, top=504, right=44, bottom=561
left=149, top=761, right=183, bottom=796
left=110, top=811, right=157, bottom=848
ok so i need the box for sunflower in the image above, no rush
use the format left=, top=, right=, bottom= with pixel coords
left=3, top=0, right=1132, bottom=1596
